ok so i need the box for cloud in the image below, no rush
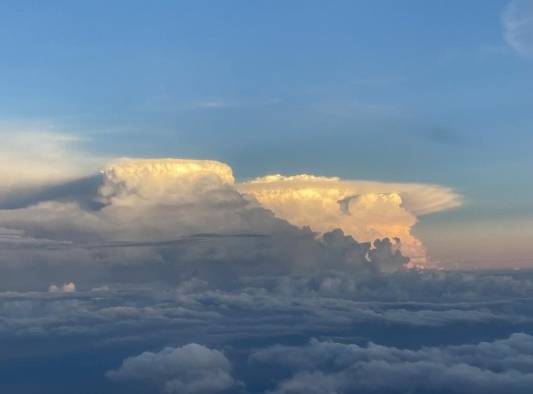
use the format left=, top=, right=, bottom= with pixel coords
left=0, top=150, right=526, bottom=394
left=107, top=343, right=238, bottom=394
left=2, top=270, right=533, bottom=392
left=1, top=158, right=437, bottom=289
left=238, top=174, right=461, bottom=265
left=503, top=0, right=533, bottom=57
left=0, top=174, right=104, bottom=210
left=2, top=270, right=532, bottom=345
left=252, top=334, right=533, bottom=394
left=0, top=128, right=106, bottom=215
left=48, top=282, right=76, bottom=293
left=0, top=158, right=275, bottom=245
left=99, top=157, right=235, bottom=205
left=180, top=98, right=242, bottom=110
left=0, top=129, right=103, bottom=191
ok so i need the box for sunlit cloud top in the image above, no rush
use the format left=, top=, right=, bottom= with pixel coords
left=239, top=174, right=461, bottom=265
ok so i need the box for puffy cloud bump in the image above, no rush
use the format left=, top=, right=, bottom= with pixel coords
left=252, top=334, right=533, bottom=394
left=107, top=343, right=238, bottom=394
left=0, top=130, right=104, bottom=194
left=48, top=282, right=76, bottom=293
left=238, top=174, right=461, bottom=265
left=99, top=158, right=235, bottom=205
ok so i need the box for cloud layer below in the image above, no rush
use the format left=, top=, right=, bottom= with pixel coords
left=4, top=141, right=506, bottom=394
left=252, top=333, right=533, bottom=394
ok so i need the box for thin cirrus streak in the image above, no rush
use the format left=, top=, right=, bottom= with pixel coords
left=0, top=233, right=270, bottom=250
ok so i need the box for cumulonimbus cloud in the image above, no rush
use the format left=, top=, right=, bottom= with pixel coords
left=0, top=155, right=461, bottom=287
left=238, top=174, right=461, bottom=265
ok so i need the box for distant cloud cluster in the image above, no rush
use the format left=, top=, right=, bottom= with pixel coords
left=48, top=281, right=76, bottom=293
left=2, top=270, right=533, bottom=393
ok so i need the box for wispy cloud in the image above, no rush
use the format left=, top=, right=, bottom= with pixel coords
left=177, top=98, right=242, bottom=111
left=0, top=126, right=104, bottom=193
left=502, top=0, right=533, bottom=57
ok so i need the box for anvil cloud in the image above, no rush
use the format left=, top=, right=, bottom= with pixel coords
left=238, top=174, right=461, bottom=265
left=0, top=152, right=461, bottom=278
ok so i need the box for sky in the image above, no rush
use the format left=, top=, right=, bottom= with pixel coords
left=0, top=0, right=532, bottom=266
left=2, top=2, right=533, bottom=393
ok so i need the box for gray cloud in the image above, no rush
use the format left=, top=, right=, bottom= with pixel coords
left=252, top=334, right=533, bottom=394
left=2, top=271, right=533, bottom=393
left=107, top=343, right=238, bottom=394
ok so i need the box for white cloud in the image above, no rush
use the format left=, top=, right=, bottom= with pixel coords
left=0, top=128, right=105, bottom=203
left=238, top=174, right=461, bottom=265
left=503, top=0, right=533, bottom=57
left=2, top=269, right=533, bottom=393
left=107, top=343, right=238, bottom=394
left=253, top=334, right=533, bottom=394
left=99, top=157, right=235, bottom=206
left=0, top=158, right=463, bottom=288
left=48, top=282, right=76, bottom=293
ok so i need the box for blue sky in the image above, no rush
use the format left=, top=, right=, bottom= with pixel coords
left=1, top=0, right=532, bottom=265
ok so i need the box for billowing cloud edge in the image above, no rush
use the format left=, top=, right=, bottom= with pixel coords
left=0, top=156, right=462, bottom=274
left=238, top=173, right=461, bottom=265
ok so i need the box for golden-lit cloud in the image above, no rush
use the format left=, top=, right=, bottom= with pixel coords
left=98, top=162, right=461, bottom=265
left=0, top=148, right=462, bottom=267
left=238, top=174, right=462, bottom=265
left=99, top=158, right=235, bottom=206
